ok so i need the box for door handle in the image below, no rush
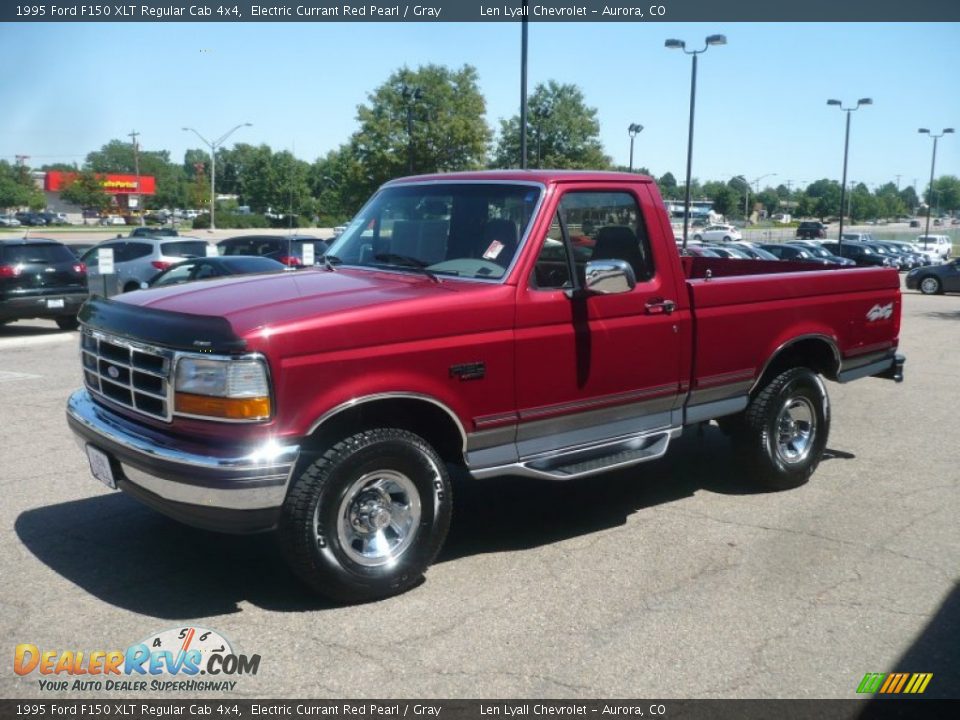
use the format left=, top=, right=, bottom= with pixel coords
left=645, top=298, right=676, bottom=315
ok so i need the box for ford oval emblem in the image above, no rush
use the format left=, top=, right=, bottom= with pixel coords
left=107, top=366, right=120, bottom=379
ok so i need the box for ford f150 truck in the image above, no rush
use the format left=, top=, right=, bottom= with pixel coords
left=66, top=171, right=904, bottom=603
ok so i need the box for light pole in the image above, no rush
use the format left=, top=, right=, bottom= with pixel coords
left=128, top=130, right=143, bottom=226
left=628, top=123, right=644, bottom=172
left=399, top=84, right=423, bottom=174
left=666, top=34, right=726, bottom=249
left=746, top=172, right=777, bottom=222
left=520, top=0, right=529, bottom=169
left=827, top=98, right=871, bottom=246
left=533, top=107, right=551, bottom=168
left=918, top=128, right=954, bottom=239
left=182, top=123, right=251, bottom=231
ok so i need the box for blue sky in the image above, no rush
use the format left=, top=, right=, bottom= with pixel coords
left=0, top=21, right=957, bottom=193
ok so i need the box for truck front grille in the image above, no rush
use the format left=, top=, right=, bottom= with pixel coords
left=81, top=329, right=173, bottom=421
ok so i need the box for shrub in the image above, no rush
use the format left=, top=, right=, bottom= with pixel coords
left=192, top=213, right=270, bottom=230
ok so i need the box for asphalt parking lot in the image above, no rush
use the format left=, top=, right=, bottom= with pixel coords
left=1, top=284, right=957, bottom=700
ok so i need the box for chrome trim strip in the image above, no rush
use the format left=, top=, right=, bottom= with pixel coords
left=687, top=380, right=754, bottom=406
left=518, top=383, right=678, bottom=422
left=749, top=333, right=841, bottom=393
left=695, top=369, right=756, bottom=388
left=684, top=396, right=750, bottom=425
left=305, top=392, right=468, bottom=453
left=67, top=389, right=299, bottom=511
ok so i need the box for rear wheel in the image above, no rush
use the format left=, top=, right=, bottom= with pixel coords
left=55, top=316, right=79, bottom=331
left=919, top=276, right=942, bottom=295
left=123, top=281, right=141, bottom=293
left=693, top=234, right=703, bottom=241
left=278, top=428, right=452, bottom=604
left=739, top=367, right=830, bottom=490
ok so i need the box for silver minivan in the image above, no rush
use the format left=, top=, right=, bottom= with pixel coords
left=81, top=236, right=214, bottom=293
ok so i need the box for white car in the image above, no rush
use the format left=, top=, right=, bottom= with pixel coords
left=914, top=234, right=953, bottom=260
left=0, top=214, right=21, bottom=227
left=692, top=224, right=742, bottom=242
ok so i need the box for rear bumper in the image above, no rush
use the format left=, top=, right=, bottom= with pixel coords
left=0, top=292, right=87, bottom=321
left=66, top=389, right=300, bottom=533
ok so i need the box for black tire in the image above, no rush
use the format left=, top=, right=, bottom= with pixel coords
left=278, top=428, right=452, bottom=603
left=123, top=282, right=141, bottom=293
left=693, top=234, right=703, bottom=241
left=918, top=276, right=942, bottom=295
left=723, top=235, right=732, bottom=242
left=55, top=316, right=79, bottom=331
left=739, top=367, right=830, bottom=490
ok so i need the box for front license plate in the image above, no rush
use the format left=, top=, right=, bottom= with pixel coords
left=86, top=445, right=116, bottom=489
left=46, top=298, right=65, bottom=309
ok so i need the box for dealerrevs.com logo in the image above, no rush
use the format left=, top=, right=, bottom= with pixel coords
left=13, top=627, right=260, bottom=693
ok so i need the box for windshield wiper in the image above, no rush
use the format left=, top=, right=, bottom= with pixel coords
left=322, top=254, right=342, bottom=272
left=373, top=253, right=440, bottom=282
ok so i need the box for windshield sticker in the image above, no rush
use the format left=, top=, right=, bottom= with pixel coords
left=482, top=240, right=505, bottom=260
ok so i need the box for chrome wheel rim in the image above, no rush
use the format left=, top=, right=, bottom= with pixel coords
left=920, top=277, right=938, bottom=294
left=775, top=396, right=816, bottom=465
left=333, top=470, right=421, bottom=567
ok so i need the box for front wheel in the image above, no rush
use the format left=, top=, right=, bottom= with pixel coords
left=739, top=367, right=830, bottom=490
left=692, top=234, right=703, bottom=241
left=919, top=276, right=942, bottom=295
left=55, top=316, right=79, bottom=331
left=278, top=428, right=452, bottom=603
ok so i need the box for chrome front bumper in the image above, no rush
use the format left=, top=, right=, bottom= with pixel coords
left=66, top=389, right=300, bottom=533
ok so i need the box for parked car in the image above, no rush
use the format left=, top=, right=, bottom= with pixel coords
left=909, top=219, right=922, bottom=228
left=38, top=211, right=69, bottom=226
left=702, top=244, right=752, bottom=259
left=691, top=224, right=742, bottom=242
left=217, top=234, right=329, bottom=266
left=81, top=236, right=214, bottom=293
left=15, top=212, right=47, bottom=226
left=679, top=244, right=722, bottom=258
left=130, top=226, right=179, bottom=238
left=914, top=234, right=953, bottom=260
left=728, top=242, right=779, bottom=260
left=822, top=242, right=894, bottom=268
left=98, top=216, right=127, bottom=226
left=869, top=241, right=923, bottom=270
left=146, top=256, right=286, bottom=288
left=67, top=243, right=97, bottom=259
left=788, top=241, right=855, bottom=266
left=882, top=239, right=939, bottom=266
left=796, top=221, right=829, bottom=239
left=67, top=169, right=904, bottom=603
left=905, top=258, right=960, bottom=295
left=759, top=244, right=832, bottom=265
left=0, top=238, right=88, bottom=330
left=0, top=214, right=22, bottom=227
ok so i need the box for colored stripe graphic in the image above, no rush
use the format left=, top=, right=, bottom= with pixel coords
left=857, top=672, right=932, bottom=694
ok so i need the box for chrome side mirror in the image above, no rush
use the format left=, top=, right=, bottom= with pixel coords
left=583, top=259, right=636, bottom=295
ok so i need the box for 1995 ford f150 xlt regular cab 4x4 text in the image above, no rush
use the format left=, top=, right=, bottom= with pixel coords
left=66, top=171, right=904, bottom=603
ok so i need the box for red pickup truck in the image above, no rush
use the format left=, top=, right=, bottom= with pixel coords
left=67, top=171, right=904, bottom=603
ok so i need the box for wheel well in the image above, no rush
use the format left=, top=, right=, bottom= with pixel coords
left=755, top=338, right=839, bottom=392
left=301, top=398, right=465, bottom=464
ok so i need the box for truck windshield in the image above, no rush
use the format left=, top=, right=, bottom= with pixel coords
left=326, top=183, right=541, bottom=280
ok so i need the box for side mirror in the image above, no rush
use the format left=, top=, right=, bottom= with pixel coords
left=583, top=259, right=636, bottom=295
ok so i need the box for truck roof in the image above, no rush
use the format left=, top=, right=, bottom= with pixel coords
left=384, top=169, right=655, bottom=186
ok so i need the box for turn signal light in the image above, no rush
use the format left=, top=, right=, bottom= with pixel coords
left=175, top=393, right=271, bottom=420
left=0, top=264, right=21, bottom=278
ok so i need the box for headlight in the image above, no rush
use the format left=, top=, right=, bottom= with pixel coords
left=174, top=355, right=271, bottom=421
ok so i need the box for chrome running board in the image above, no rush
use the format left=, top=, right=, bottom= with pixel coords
left=470, top=428, right=677, bottom=481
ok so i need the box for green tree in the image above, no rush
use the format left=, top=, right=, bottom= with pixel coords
left=658, top=172, right=679, bottom=200
left=899, top=186, right=919, bottom=212
left=349, top=64, right=490, bottom=197
left=928, top=175, right=960, bottom=214
left=0, top=161, right=45, bottom=210
left=493, top=80, right=609, bottom=170
left=805, top=179, right=842, bottom=219
left=60, top=170, right=112, bottom=218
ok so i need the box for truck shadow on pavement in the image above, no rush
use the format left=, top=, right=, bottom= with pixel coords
left=15, top=425, right=856, bottom=619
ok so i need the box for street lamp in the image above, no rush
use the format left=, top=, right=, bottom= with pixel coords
left=665, top=33, right=726, bottom=249
left=918, top=127, right=954, bottom=240
left=182, top=123, right=252, bottom=231
left=628, top=123, right=644, bottom=172
left=827, top=97, right=872, bottom=245
left=400, top=84, right=423, bottom=174
left=745, top=172, right=777, bottom=221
